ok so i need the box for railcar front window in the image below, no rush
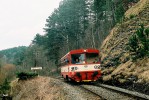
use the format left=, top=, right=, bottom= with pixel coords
left=71, top=54, right=85, bottom=64
left=86, top=53, right=99, bottom=64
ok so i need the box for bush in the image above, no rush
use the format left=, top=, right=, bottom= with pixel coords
left=128, top=24, right=149, bottom=60
left=16, top=72, right=38, bottom=80
left=0, top=79, right=10, bottom=94
left=129, top=14, right=135, bottom=19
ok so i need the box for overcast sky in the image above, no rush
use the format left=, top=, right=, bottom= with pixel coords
left=0, top=0, right=61, bottom=50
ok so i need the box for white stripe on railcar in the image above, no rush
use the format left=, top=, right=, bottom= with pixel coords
left=61, top=65, right=69, bottom=72
left=61, top=64, right=100, bottom=73
left=69, top=64, right=100, bottom=72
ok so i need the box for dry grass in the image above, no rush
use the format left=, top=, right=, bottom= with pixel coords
left=101, top=0, right=149, bottom=84
left=11, top=76, right=66, bottom=100
left=140, top=70, right=149, bottom=81
left=125, top=0, right=149, bottom=18
left=0, top=64, right=16, bottom=85
left=100, top=27, right=118, bottom=60
left=102, top=58, right=149, bottom=83
left=101, top=27, right=117, bottom=48
left=102, top=75, right=112, bottom=81
left=111, top=61, right=133, bottom=75
left=0, top=71, right=6, bottom=85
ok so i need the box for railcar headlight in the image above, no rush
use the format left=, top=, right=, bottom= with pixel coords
left=76, top=72, right=81, bottom=77
left=92, top=71, right=98, bottom=77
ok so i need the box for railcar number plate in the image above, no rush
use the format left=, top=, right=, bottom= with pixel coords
left=94, top=65, right=100, bottom=69
left=71, top=67, right=78, bottom=71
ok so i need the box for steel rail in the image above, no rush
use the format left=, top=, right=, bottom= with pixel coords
left=79, top=85, right=105, bottom=100
left=53, top=76, right=149, bottom=99
left=96, top=83, right=149, bottom=100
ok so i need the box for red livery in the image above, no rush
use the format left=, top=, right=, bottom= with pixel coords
left=60, top=49, right=101, bottom=82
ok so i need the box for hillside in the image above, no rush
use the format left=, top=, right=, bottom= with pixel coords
left=0, top=46, right=27, bottom=65
left=101, top=0, right=149, bottom=91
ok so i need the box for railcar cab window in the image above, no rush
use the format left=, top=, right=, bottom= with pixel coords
left=71, top=54, right=85, bottom=64
left=86, top=53, right=99, bottom=64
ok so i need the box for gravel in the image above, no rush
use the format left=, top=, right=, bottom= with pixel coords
left=81, top=84, right=136, bottom=100
left=53, top=78, right=101, bottom=100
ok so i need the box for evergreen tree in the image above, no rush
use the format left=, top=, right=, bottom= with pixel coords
left=128, top=25, right=149, bottom=60
left=115, top=1, right=125, bottom=22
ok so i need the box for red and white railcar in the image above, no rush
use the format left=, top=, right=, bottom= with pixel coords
left=60, top=49, right=101, bottom=82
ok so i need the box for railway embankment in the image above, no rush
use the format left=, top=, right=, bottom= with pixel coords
left=10, top=76, right=102, bottom=100
left=11, top=76, right=77, bottom=100
left=11, top=76, right=147, bottom=100
left=100, top=0, right=149, bottom=95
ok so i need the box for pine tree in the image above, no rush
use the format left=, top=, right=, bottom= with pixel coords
left=128, top=25, right=149, bottom=60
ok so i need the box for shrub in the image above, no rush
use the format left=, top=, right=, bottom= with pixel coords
left=129, top=14, right=135, bottom=19
left=0, top=79, right=10, bottom=94
left=16, top=72, right=38, bottom=80
left=128, top=24, right=149, bottom=60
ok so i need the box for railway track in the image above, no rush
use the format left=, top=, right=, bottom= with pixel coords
left=78, top=85, right=105, bottom=100
left=81, top=84, right=149, bottom=100
left=55, top=76, right=149, bottom=100
left=95, top=83, right=149, bottom=100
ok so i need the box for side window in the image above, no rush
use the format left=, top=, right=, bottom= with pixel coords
left=64, top=59, right=69, bottom=64
left=60, top=58, right=69, bottom=66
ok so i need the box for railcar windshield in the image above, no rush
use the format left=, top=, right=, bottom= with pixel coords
left=71, top=53, right=85, bottom=64
left=86, top=53, right=99, bottom=64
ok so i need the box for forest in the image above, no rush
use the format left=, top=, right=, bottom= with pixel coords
left=0, top=0, right=139, bottom=87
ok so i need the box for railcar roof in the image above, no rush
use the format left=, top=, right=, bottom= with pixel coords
left=60, top=49, right=99, bottom=60
left=69, top=48, right=99, bottom=54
